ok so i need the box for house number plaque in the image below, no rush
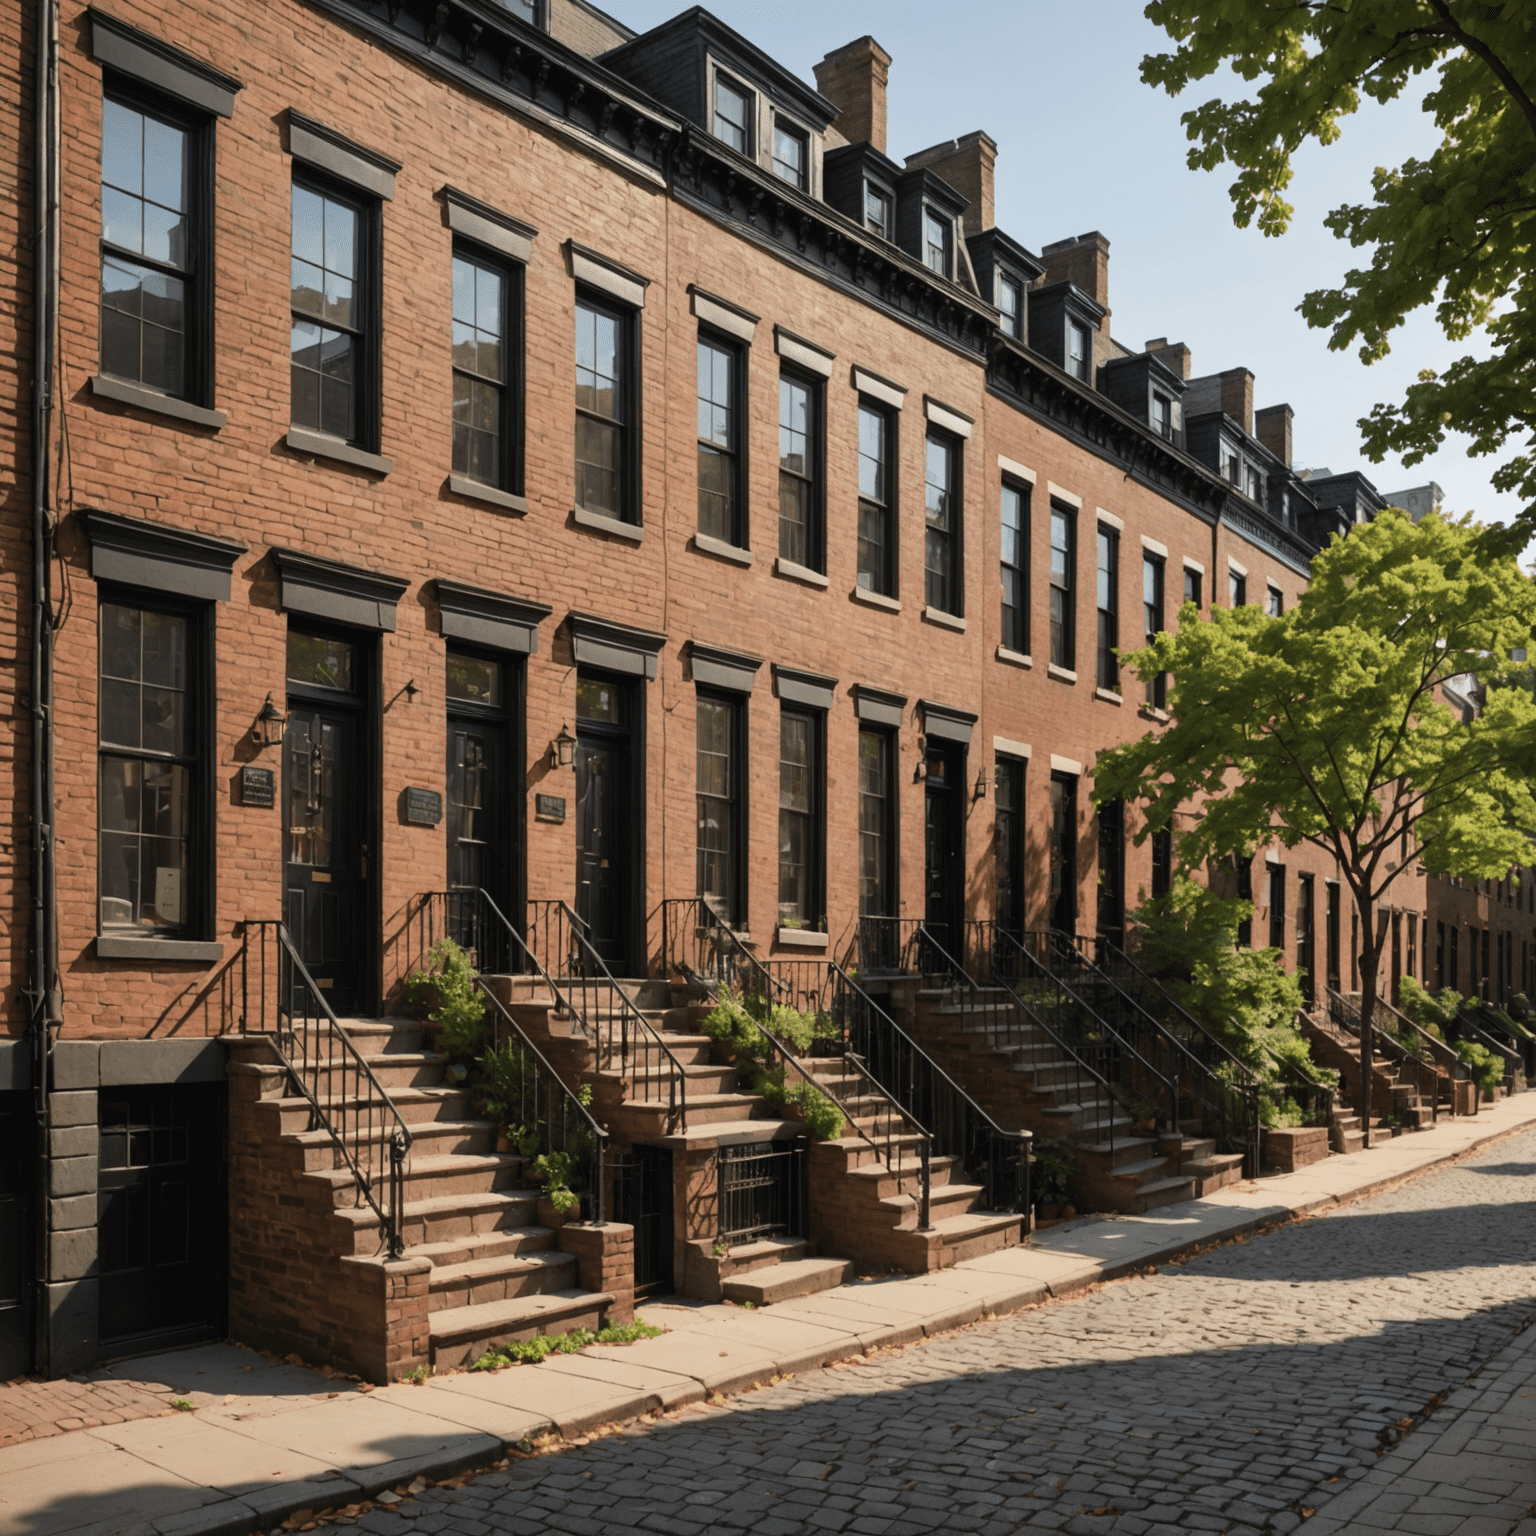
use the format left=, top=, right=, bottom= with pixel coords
left=403, top=787, right=444, bottom=826
left=535, top=794, right=566, bottom=824
left=241, top=766, right=275, bottom=808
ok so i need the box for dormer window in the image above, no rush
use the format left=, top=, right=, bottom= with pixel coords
left=713, top=74, right=751, bottom=154
left=1245, top=465, right=1263, bottom=502
left=1151, top=394, right=1171, bottom=439
left=772, top=119, right=807, bottom=189
left=1067, top=321, right=1091, bottom=382
left=997, top=273, right=1022, bottom=339
left=864, top=183, right=892, bottom=240
left=1220, top=440, right=1240, bottom=484
left=923, top=208, right=951, bottom=278
left=493, top=0, right=539, bottom=20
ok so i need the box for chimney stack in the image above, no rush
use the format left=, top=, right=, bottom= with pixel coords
left=1219, top=368, right=1255, bottom=436
left=903, top=131, right=997, bottom=236
left=814, top=36, right=892, bottom=154
left=1144, top=338, right=1192, bottom=380
left=1041, top=231, right=1110, bottom=330
left=1255, top=403, right=1294, bottom=467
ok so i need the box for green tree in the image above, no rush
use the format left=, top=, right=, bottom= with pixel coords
left=1141, top=2, right=1536, bottom=528
left=1093, top=510, right=1536, bottom=1132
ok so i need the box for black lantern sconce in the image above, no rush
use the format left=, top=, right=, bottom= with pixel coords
left=973, top=770, right=988, bottom=802
left=252, top=693, right=288, bottom=749
left=550, top=721, right=576, bottom=769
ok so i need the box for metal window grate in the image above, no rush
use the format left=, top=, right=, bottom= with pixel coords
left=718, top=1139, right=806, bottom=1245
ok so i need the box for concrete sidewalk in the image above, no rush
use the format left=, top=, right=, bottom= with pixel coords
left=5, top=1095, right=1534, bottom=1536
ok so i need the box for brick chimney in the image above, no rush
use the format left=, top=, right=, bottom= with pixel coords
left=1255, top=403, right=1294, bottom=467
left=1144, top=337, right=1192, bottom=380
left=1041, top=231, right=1110, bottom=329
left=813, top=37, right=892, bottom=154
left=1219, top=368, right=1255, bottom=436
left=903, top=131, right=997, bottom=236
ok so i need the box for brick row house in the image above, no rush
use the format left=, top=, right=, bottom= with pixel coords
left=3, top=0, right=1532, bottom=1381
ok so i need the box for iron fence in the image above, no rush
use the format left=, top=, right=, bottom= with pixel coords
left=718, top=1139, right=807, bottom=1244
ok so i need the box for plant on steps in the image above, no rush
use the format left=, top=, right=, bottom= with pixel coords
left=1457, top=1039, right=1505, bottom=1098
left=475, top=1039, right=596, bottom=1212
left=406, top=938, right=486, bottom=1059
left=1396, top=976, right=1458, bottom=1039
left=1030, top=1137, right=1074, bottom=1213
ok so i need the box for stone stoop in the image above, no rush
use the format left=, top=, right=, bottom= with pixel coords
left=1161, top=1133, right=1246, bottom=1196
left=1301, top=1012, right=1448, bottom=1130
left=1071, top=1136, right=1195, bottom=1215
left=717, top=1239, right=851, bottom=1306
left=226, top=1016, right=623, bottom=1383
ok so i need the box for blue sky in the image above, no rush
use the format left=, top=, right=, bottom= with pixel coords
left=607, top=0, right=1519, bottom=532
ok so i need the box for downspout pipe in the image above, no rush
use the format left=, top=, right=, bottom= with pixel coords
left=29, top=0, right=62, bottom=1378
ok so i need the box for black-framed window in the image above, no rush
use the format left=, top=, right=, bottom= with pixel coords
left=575, top=292, right=635, bottom=522
left=1000, top=478, right=1029, bottom=654
left=1220, top=440, right=1240, bottom=484
left=713, top=73, right=751, bottom=153
left=1297, top=873, right=1315, bottom=1001
left=100, top=90, right=208, bottom=402
left=1049, top=501, right=1075, bottom=668
left=1151, top=826, right=1172, bottom=899
left=1143, top=553, right=1166, bottom=708
left=1268, top=864, right=1286, bottom=951
left=1184, top=565, right=1202, bottom=610
left=697, top=332, right=742, bottom=545
left=924, top=431, right=960, bottom=615
left=1229, top=569, right=1247, bottom=608
left=291, top=176, right=377, bottom=446
left=494, top=0, right=539, bottom=20
left=997, top=272, right=1022, bottom=339
left=771, top=120, right=807, bottom=189
left=1235, top=855, right=1253, bottom=947
left=451, top=245, right=519, bottom=489
left=1097, top=796, right=1125, bottom=943
left=1096, top=526, right=1119, bottom=691
left=778, top=370, right=820, bottom=569
left=1448, top=921, right=1458, bottom=991
left=1407, top=912, right=1417, bottom=984
left=778, top=708, right=822, bottom=929
left=922, top=208, right=952, bottom=278
left=1152, top=392, right=1173, bottom=440
left=696, top=692, right=743, bottom=925
left=857, top=399, right=895, bottom=596
left=98, top=597, right=205, bottom=936
left=859, top=728, right=895, bottom=918
left=1266, top=585, right=1283, bottom=617
left=1067, top=321, right=1091, bottom=382
left=995, top=756, right=1025, bottom=937
left=864, top=183, right=892, bottom=239
left=1049, top=771, right=1078, bottom=933
left=1246, top=464, right=1264, bottom=503
left=445, top=649, right=515, bottom=899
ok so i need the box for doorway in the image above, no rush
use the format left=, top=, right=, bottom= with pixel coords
left=614, top=1145, right=673, bottom=1298
left=97, top=1083, right=225, bottom=1352
left=575, top=671, right=640, bottom=973
left=1049, top=772, right=1078, bottom=935
left=924, top=739, right=965, bottom=948
left=285, top=629, right=373, bottom=1015
left=446, top=650, right=520, bottom=929
left=0, top=1093, right=32, bottom=1377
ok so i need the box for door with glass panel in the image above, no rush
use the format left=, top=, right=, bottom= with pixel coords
left=285, top=630, right=364, bottom=1012
left=575, top=672, right=636, bottom=971
left=447, top=651, right=515, bottom=938
left=994, top=757, right=1025, bottom=940
left=923, top=741, right=965, bottom=946
left=696, top=693, right=741, bottom=925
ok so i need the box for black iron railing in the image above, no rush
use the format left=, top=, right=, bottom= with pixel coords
left=718, top=1139, right=807, bottom=1244
left=239, top=919, right=411, bottom=1258
left=1327, top=986, right=1445, bottom=1119
left=1452, top=1005, right=1524, bottom=1091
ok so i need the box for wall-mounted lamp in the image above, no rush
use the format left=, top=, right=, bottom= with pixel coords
left=550, top=721, right=577, bottom=768
left=973, top=770, right=988, bottom=802
left=252, top=693, right=288, bottom=749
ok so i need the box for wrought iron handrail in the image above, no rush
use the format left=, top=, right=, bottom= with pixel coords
left=1373, top=994, right=1465, bottom=1083
left=239, top=919, right=411, bottom=1259
left=1326, top=986, right=1444, bottom=1119
left=1264, top=1042, right=1337, bottom=1128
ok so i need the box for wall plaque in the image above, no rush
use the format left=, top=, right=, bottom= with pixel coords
left=535, top=793, right=566, bottom=824
left=403, top=787, right=444, bottom=826
left=241, top=766, right=275, bottom=807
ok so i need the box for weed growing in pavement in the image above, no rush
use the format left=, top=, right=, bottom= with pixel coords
left=469, top=1317, right=663, bottom=1371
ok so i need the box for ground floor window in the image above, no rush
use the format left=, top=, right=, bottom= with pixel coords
left=778, top=709, right=822, bottom=929
left=858, top=728, right=894, bottom=918
left=697, top=693, right=742, bottom=924
left=994, top=756, right=1025, bottom=937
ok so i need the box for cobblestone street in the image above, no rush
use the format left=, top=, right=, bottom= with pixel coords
left=333, top=1129, right=1536, bottom=1536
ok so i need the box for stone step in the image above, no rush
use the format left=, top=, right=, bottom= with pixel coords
left=289, top=1118, right=496, bottom=1171
left=1334, top=1128, right=1367, bottom=1154
left=410, top=1225, right=559, bottom=1268
left=1101, top=1156, right=1173, bottom=1190
left=263, top=1085, right=474, bottom=1131
left=929, top=1209, right=1026, bottom=1263
left=722, top=1257, right=851, bottom=1306
left=425, top=1249, right=579, bottom=1311
left=429, top=1288, right=615, bottom=1370
left=1121, top=1175, right=1197, bottom=1214
left=716, top=1235, right=808, bottom=1276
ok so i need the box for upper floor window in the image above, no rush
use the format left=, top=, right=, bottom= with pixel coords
left=1067, top=321, right=1091, bottom=382
left=1183, top=565, right=1202, bottom=609
left=1000, top=479, right=1028, bottom=654
left=778, top=372, right=820, bottom=569
left=493, top=0, right=539, bottom=19
left=923, top=208, right=951, bottom=278
left=1220, top=440, right=1240, bottom=484
left=772, top=120, right=807, bottom=189
left=713, top=74, right=751, bottom=154
left=291, top=179, right=373, bottom=445
left=451, top=247, right=516, bottom=489
left=1229, top=569, right=1247, bottom=607
left=865, top=183, right=892, bottom=239
left=997, top=273, right=1022, bottom=339
left=1049, top=503, right=1075, bottom=668
left=1143, top=553, right=1166, bottom=709
left=1152, top=393, right=1172, bottom=439
left=924, top=432, right=960, bottom=615
left=1266, top=585, right=1283, bottom=617
left=1096, top=525, right=1119, bottom=692
left=696, top=334, right=742, bottom=546
left=575, top=293, right=634, bottom=522
left=101, top=93, right=204, bottom=401
left=856, top=400, right=895, bottom=597
left=697, top=693, right=742, bottom=925
left=779, top=709, right=822, bottom=929
left=1245, top=464, right=1263, bottom=502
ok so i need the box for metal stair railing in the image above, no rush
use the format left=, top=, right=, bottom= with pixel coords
left=526, top=899, right=689, bottom=1133
left=1326, top=986, right=1444, bottom=1119
left=412, top=889, right=611, bottom=1220
left=1373, top=994, right=1465, bottom=1114
left=1451, top=1004, right=1524, bottom=1091
left=239, top=919, right=411, bottom=1259
left=1264, top=1040, right=1337, bottom=1130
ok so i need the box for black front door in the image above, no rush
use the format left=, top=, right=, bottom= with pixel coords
left=98, top=1084, right=225, bottom=1350
left=1049, top=772, right=1078, bottom=934
left=446, top=650, right=516, bottom=920
left=924, top=741, right=965, bottom=947
left=0, top=1093, right=33, bottom=1377
left=615, top=1145, right=673, bottom=1298
left=285, top=629, right=368, bottom=1015
left=575, top=673, right=637, bottom=971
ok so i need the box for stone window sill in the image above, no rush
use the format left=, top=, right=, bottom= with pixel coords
left=1095, top=687, right=1123, bottom=706
left=1047, top=663, right=1078, bottom=684
left=923, top=606, right=966, bottom=632
left=776, top=927, right=829, bottom=949
left=1141, top=704, right=1170, bottom=723
left=447, top=475, right=529, bottom=515
left=96, top=934, right=225, bottom=964
left=286, top=427, right=391, bottom=475
left=851, top=586, right=900, bottom=612
left=91, top=374, right=226, bottom=430
left=775, top=558, right=829, bottom=589
left=693, top=533, right=754, bottom=567
left=996, top=647, right=1032, bottom=669
left=572, top=505, right=644, bottom=542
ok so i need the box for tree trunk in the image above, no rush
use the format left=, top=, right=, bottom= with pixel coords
left=1357, top=893, right=1383, bottom=1144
